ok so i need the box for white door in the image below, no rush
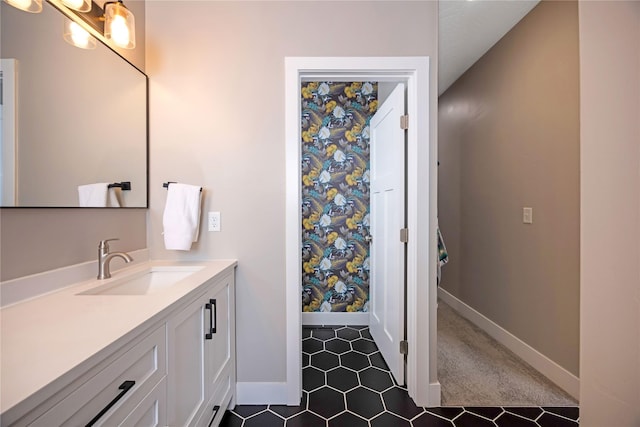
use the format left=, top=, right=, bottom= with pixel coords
left=369, top=83, right=406, bottom=385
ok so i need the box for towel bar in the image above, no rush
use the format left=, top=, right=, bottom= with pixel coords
left=163, top=182, right=202, bottom=192
left=108, top=182, right=131, bottom=191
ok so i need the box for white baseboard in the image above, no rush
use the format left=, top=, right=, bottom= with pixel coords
left=438, top=288, right=580, bottom=400
left=428, top=382, right=442, bottom=407
left=236, top=382, right=289, bottom=405
left=302, top=312, right=370, bottom=326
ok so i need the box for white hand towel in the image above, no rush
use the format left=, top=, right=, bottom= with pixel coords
left=162, top=183, right=202, bottom=251
left=78, top=183, right=109, bottom=207
left=107, top=187, right=122, bottom=208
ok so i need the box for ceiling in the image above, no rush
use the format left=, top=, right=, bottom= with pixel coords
left=439, top=0, right=540, bottom=95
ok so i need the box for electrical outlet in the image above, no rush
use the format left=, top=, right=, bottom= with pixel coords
left=523, top=207, right=533, bottom=224
left=208, top=211, right=221, bottom=232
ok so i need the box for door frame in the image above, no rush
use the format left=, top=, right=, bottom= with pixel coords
left=284, top=56, right=440, bottom=407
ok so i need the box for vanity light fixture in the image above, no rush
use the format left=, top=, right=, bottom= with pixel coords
left=61, top=0, right=91, bottom=12
left=63, top=17, right=96, bottom=49
left=2, top=0, right=42, bottom=13
left=103, top=0, right=135, bottom=49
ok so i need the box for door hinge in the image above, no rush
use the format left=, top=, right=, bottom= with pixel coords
left=400, top=340, right=408, bottom=355
left=400, top=115, right=409, bottom=130
left=400, top=228, right=409, bottom=243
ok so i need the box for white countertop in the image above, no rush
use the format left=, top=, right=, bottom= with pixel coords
left=0, top=259, right=237, bottom=423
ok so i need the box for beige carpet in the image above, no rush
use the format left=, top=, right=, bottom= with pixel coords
left=437, top=299, right=578, bottom=407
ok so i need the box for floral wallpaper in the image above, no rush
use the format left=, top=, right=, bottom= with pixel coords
left=301, top=82, right=378, bottom=313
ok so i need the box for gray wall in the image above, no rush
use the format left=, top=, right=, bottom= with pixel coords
left=145, top=0, right=438, bottom=386
left=0, top=1, right=147, bottom=281
left=579, top=1, right=640, bottom=425
left=438, top=0, right=580, bottom=375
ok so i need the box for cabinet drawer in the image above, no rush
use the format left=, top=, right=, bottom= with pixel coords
left=199, top=373, right=231, bottom=427
left=29, top=325, right=166, bottom=427
left=119, top=377, right=167, bottom=427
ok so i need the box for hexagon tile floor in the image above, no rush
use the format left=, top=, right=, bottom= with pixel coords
left=220, top=326, right=579, bottom=427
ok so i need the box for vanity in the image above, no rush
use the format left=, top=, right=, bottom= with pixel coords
left=0, top=259, right=237, bottom=426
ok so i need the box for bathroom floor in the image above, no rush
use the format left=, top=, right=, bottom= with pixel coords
left=220, top=326, right=580, bottom=426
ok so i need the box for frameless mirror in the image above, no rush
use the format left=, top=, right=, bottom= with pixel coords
left=0, top=0, right=147, bottom=207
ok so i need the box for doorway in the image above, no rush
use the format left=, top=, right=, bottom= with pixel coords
left=284, top=57, right=439, bottom=407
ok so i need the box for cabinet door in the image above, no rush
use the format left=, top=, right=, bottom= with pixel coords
left=166, top=296, right=207, bottom=426
left=208, top=277, right=231, bottom=391
left=200, top=272, right=235, bottom=427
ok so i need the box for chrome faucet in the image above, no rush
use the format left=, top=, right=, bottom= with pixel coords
left=97, top=238, right=133, bottom=279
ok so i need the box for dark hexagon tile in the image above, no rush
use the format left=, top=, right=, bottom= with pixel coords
left=232, top=405, right=267, bottom=418
left=543, top=407, right=580, bottom=421
left=312, top=328, right=336, bottom=341
left=466, top=407, right=504, bottom=420
left=381, top=387, right=424, bottom=419
left=352, top=338, right=379, bottom=354
left=328, top=411, right=368, bottom=427
left=336, top=327, right=361, bottom=340
left=370, top=411, right=411, bottom=427
left=308, top=386, right=345, bottom=419
left=219, top=411, right=243, bottom=427
left=368, top=351, right=389, bottom=370
left=286, top=411, right=326, bottom=427
left=351, top=325, right=369, bottom=330
left=506, top=407, right=544, bottom=420
left=269, top=393, right=307, bottom=418
left=327, top=367, right=359, bottom=392
left=454, top=411, right=498, bottom=427
left=346, top=387, right=384, bottom=419
left=359, top=328, right=373, bottom=339
left=496, top=412, right=539, bottom=427
left=325, top=338, right=351, bottom=354
left=412, top=411, right=455, bottom=427
left=340, top=351, right=370, bottom=371
left=425, top=407, right=464, bottom=420
left=244, top=410, right=284, bottom=427
left=302, top=328, right=312, bottom=338
left=302, top=352, right=310, bottom=367
left=358, top=367, right=394, bottom=392
left=310, top=351, right=340, bottom=371
left=537, top=412, right=579, bottom=427
left=302, top=337, right=323, bottom=354
left=303, top=366, right=325, bottom=391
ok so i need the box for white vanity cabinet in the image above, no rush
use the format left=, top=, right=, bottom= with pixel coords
left=167, top=270, right=235, bottom=427
left=1, top=260, right=237, bottom=427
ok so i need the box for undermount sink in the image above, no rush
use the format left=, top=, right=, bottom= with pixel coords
left=78, top=266, right=205, bottom=296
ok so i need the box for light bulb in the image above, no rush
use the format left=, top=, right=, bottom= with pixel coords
left=109, top=14, right=130, bottom=48
left=64, top=18, right=96, bottom=49
left=61, top=0, right=90, bottom=12
left=69, top=22, right=90, bottom=48
left=104, top=1, right=135, bottom=49
left=5, top=0, right=42, bottom=12
left=9, top=0, right=32, bottom=8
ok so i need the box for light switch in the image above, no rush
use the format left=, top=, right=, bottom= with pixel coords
left=523, top=207, right=533, bottom=224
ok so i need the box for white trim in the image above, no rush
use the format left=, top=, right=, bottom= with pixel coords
left=1, top=59, right=17, bottom=206
left=0, top=249, right=150, bottom=308
left=285, top=57, right=436, bottom=407
left=429, top=382, right=442, bottom=404
left=284, top=58, right=303, bottom=406
left=236, top=382, right=288, bottom=405
left=302, top=312, right=370, bottom=326
left=438, top=288, right=580, bottom=400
